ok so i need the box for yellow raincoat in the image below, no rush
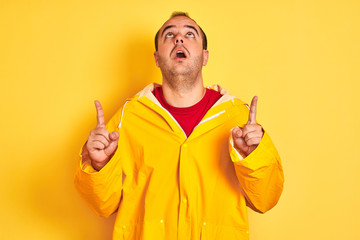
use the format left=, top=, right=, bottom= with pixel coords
left=74, top=83, right=284, bottom=240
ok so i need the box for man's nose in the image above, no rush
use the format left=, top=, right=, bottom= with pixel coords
left=175, top=35, right=184, bottom=44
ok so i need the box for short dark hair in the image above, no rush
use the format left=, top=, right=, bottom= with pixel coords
left=154, top=12, right=208, bottom=51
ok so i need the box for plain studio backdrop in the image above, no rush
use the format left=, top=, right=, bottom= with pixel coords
left=0, top=0, right=359, bottom=239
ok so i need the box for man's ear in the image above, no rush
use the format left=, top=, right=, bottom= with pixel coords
left=202, top=50, right=209, bottom=66
left=153, top=51, right=159, bottom=67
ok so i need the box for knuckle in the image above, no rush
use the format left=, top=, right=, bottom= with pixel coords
left=87, top=143, right=95, bottom=151
left=87, top=135, right=95, bottom=142
left=99, top=128, right=108, bottom=135
left=247, top=137, right=259, bottom=146
left=95, top=141, right=105, bottom=149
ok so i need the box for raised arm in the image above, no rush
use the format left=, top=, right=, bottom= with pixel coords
left=230, top=96, right=284, bottom=213
left=74, top=101, right=124, bottom=217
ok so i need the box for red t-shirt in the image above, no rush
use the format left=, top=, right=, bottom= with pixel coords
left=152, top=87, right=222, bottom=137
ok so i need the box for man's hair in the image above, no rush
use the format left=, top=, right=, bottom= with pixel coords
left=154, top=11, right=208, bottom=51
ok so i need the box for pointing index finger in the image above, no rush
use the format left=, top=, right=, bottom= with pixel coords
left=94, top=100, right=105, bottom=127
left=248, top=96, right=258, bottom=124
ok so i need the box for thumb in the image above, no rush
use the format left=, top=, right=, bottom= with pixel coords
left=104, top=131, right=119, bottom=157
left=109, top=131, right=119, bottom=141
left=232, top=126, right=248, bottom=157
left=232, top=126, right=243, bottom=139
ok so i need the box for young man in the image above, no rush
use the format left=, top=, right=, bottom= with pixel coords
left=75, top=12, right=284, bottom=240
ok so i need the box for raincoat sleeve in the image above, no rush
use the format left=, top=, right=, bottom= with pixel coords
left=229, top=130, right=284, bottom=214
left=74, top=106, right=124, bottom=218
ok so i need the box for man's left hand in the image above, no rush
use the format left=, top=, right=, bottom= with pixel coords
left=232, top=96, right=264, bottom=158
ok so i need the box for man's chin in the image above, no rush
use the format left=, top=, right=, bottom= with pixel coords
left=170, top=68, right=192, bottom=77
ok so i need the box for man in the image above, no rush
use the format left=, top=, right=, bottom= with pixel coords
left=75, top=12, right=284, bottom=240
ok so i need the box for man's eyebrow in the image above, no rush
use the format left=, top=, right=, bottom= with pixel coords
left=161, top=24, right=200, bottom=37
left=185, top=25, right=199, bottom=36
left=161, top=25, right=175, bottom=37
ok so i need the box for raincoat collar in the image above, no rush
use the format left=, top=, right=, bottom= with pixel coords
left=131, top=83, right=246, bottom=141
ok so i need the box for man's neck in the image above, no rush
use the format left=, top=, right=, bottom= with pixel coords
left=162, top=77, right=206, bottom=108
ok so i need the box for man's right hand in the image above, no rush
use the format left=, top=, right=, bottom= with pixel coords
left=86, top=100, right=119, bottom=171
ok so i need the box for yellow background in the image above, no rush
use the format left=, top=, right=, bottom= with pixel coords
left=1, top=0, right=359, bottom=239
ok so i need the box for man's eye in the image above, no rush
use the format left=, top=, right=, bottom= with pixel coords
left=166, top=32, right=174, bottom=38
left=186, top=32, right=195, bottom=37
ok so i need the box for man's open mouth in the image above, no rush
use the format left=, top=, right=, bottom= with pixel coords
left=175, top=50, right=187, bottom=59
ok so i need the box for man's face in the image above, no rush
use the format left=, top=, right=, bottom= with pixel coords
left=154, top=16, right=209, bottom=81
